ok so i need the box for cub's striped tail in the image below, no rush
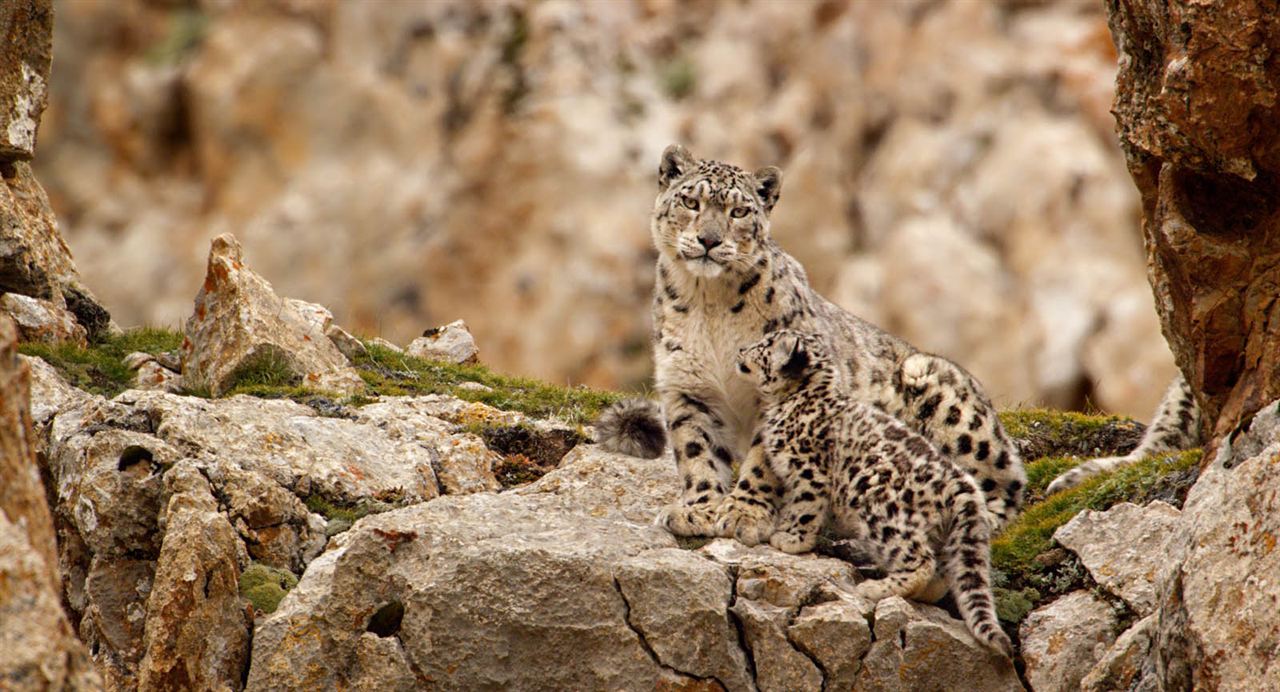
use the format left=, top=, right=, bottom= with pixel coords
left=595, top=399, right=667, bottom=459
left=942, top=475, right=1013, bottom=659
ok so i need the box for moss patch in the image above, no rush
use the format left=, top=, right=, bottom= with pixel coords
left=239, top=563, right=298, bottom=615
left=303, top=494, right=397, bottom=524
left=493, top=453, right=547, bottom=489
left=18, top=327, right=184, bottom=397
left=990, top=448, right=1202, bottom=632
left=1000, top=409, right=1144, bottom=460
left=354, top=343, right=621, bottom=425
left=222, top=345, right=298, bottom=391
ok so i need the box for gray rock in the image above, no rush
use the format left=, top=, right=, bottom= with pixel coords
left=22, top=353, right=90, bottom=426
left=1054, top=501, right=1181, bottom=615
left=1080, top=614, right=1157, bottom=692
left=325, top=324, right=369, bottom=362
left=0, top=292, right=86, bottom=345
left=1019, top=590, right=1119, bottom=692
left=137, top=461, right=251, bottom=691
left=0, top=0, right=51, bottom=160
left=406, top=319, right=479, bottom=364
left=180, top=233, right=364, bottom=396
left=855, top=597, right=1023, bottom=691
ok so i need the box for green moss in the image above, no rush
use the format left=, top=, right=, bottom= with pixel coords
left=18, top=327, right=184, bottom=397
left=355, top=343, right=621, bottom=425
left=659, top=56, right=697, bottom=100
left=999, top=408, right=1143, bottom=460
left=223, top=345, right=298, bottom=391
left=303, top=494, right=395, bottom=524
left=992, top=448, right=1202, bottom=577
left=994, top=586, right=1040, bottom=624
left=239, top=563, right=298, bottom=614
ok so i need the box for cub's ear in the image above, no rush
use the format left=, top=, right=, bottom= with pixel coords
left=753, top=166, right=782, bottom=213
left=659, top=144, right=696, bottom=191
left=778, top=335, right=810, bottom=381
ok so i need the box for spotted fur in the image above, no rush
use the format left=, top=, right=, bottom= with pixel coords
left=738, top=330, right=1012, bottom=658
left=1046, top=374, right=1202, bottom=495
left=596, top=145, right=1025, bottom=541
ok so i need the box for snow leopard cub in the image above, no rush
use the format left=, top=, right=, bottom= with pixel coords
left=737, top=329, right=1012, bottom=657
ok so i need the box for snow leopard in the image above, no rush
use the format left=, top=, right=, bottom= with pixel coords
left=596, top=144, right=1026, bottom=541
left=736, top=329, right=1013, bottom=658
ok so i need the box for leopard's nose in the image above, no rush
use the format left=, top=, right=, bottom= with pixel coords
left=698, top=233, right=722, bottom=250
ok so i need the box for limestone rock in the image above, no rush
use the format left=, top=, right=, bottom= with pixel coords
left=21, top=352, right=89, bottom=426
left=0, top=0, right=51, bottom=161
left=125, top=352, right=183, bottom=393
left=1145, top=400, right=1280, bottom=689
left=137, top=462, right=251, bottom=692
left=431, top=433, right=502, bottom=495
left=1108, top=0, right=1280, bottom=443
left=1080, top=614, right=1156, bottom=692
left=247, top=445, right=1018, bottom=690
left=117, top=389, right=440, bottom=505
left=1019, top=590, right=1119, bottom=692
left=325, top=324, right=369, bottom=362
left=180, top=233, right=364, bottom=396
left=1054, top=501, right=1181, bottom=614
left=855, top=597, right=1022, bottom=691
left=0, top=314, right=101, bottom=691
left=0, top=291, right=86, bottom=345
left=406, top=319, right=479, bottom=365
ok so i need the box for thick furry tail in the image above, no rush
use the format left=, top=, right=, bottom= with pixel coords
left=942, top=477, right=1013, bottom=659
left=594, top=399, right=667, bottom=459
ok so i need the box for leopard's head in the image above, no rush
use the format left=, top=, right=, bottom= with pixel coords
left=736, top=329, right=827, bottom=396
left=651, top=144, right=782, bottom=280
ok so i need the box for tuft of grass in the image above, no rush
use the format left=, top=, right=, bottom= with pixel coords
left=355, top=343, right=621, bottom=425
left=222, top=345, right=298, bottom=391
left=18, top=327, right=184, bottom=397
left=1000, top=408, right=1144, bottom=460
left=303, top=494, right=395, bottom=524
left=239, top=562, right=298, bottom=615
left=992, top=448, right=1203, bottom=577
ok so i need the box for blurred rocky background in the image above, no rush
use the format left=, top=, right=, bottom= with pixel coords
left=35, top=0, right=1176, bottom=416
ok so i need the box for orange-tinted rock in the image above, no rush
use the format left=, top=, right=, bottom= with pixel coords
left=1107, top=0, right=1280, bottom=448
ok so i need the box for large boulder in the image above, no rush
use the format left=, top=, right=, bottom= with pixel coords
left=180, top=233, right=364, bottom=396
left=0, top=0, right=52, bottom=161
left=1019, top=590, right=1119, bottom=692
left=247, top=444, right=1022, bottom=690
left=1107, top=0, right=1280, bottom=446
left=1054, top=501, right=1182, bottom=615
left=0, top=314, right=101, bottom=690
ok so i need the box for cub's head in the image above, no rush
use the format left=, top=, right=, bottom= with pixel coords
left=736, top=329, right=828, bottom=396
left=652, top=144, right=782, bottom=279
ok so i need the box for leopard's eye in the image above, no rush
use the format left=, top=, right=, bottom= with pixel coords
left=730, top=207, right=749, bottom=219
left=681, top=195, right=700, bottom=211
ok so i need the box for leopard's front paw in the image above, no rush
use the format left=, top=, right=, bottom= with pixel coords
left=769, top=529, right=816, bottom=554
left=713, top=496, right=776, bottom=546
left=655, top=501, right=720, bottom=537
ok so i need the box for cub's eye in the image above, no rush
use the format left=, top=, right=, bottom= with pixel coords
left=681, top=195, right=700, bottom=211
left=730, top=207, right=749, bottom=219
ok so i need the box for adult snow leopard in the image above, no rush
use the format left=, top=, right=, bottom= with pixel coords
left=597, top=145, right=1026, bottom=541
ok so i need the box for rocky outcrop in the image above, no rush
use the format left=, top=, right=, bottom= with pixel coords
left=1044, top=400, right=1280, bottom=690
left=1107, top=0, right=1280, bottom=446
left=0, top=0, right=110, bottom=343
left=37, top=0, right=1176, bottom=417
left=406, top=319, right=479, bottom=365
left=247, top=443, right=1022, bottom=690
left=181, top=233, right=365, bottom=396
left=1019, top=590, right=1118, bottom=692
left=0, top=314, right=101, bottom=691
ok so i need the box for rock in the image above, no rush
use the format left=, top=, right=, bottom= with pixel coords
left=1019, top=590, right=1119, bottom=692
left=0, top=313, right=102, bottom=691
left=614, top=549, right=753, bottom=690
left=1054, top=501, right=1181, bottom=614
left=1143, top=399, right=1280, bottom=689
left=368, top=337, right=402, bottom=354
left=325, top=324, right=369, bottom=362
left=855, top=596, right=1022, bottom=691
left=117, top=389, right=440, bottom=505
left=431, top=433, right=502, bottom=495
left=137, top=461, right=251, bottom=691
left=0, top=291, right=86, bottom=345
left=1108, top=0, right=1280, bottom=444
left=1080, top=614, right=1156, bottom=692
left=246, top=444, right=1018, bottom=689
left=406, top=319, right=479, bottom=365
left=21, top=352, right=89, bottom=427
left=125, top=352, right=183, bottom=393
left=197, top=458, right=326, bottom=573
left=180, top=233, right=365, bottom=396
left=0, top=0, right=51, bottom=161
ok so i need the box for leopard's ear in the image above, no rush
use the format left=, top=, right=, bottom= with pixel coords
left=659, top=144, right=696, bottom=191
left=753, top=166, right=783, bottom=214
left=778, top=334, right=810, bottom=381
